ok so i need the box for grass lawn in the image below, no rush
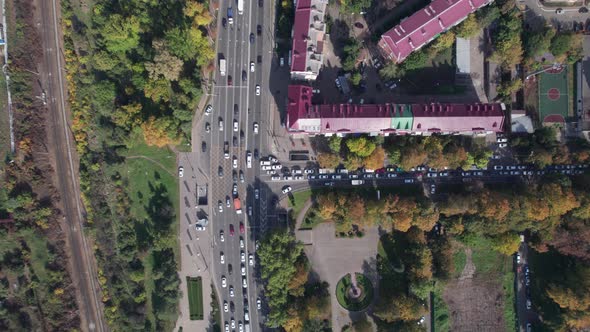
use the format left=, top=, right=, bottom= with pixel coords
left=118, top=135, right=180, bottom=326
left=452, top=246, right=466, bottom=278
left=335, top=273, right=374, bottom=312
left=433, top=283, right=450, bottom=332
left=0, top=74, right=10, bottom=158
left=187, top=277, right=204, bottom=320
left=288, top=189, right=313, bottom=220
left=403, top=47, right=457, bottom=95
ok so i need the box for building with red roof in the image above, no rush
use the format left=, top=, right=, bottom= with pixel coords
left=378, top=0, right=491, bottom=63
left=290, top=0, right=328, bottom=81
left=287, top=85, right=505, bottom=136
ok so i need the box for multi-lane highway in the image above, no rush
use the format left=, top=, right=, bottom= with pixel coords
left=205, top=0, right=276, bottom=330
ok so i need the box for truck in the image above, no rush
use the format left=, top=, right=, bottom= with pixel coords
left=234, top=198, right=242, bottom=214
left=351, top=180, right=364, bottom=186
left=219, top=58, right=226, bottom=76
left=227, top=7, right=234, bottom=25
left=237, top=0, right=244, bottom=15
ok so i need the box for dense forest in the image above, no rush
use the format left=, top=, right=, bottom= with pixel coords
left=60, top=0, right=215, bottom=330
left=0, top=0, right=79, bottom=330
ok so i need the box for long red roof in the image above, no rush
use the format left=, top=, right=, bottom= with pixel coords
left=291, top=0, right=312, bottom=72
left=379, top=0, right=489, bottom=62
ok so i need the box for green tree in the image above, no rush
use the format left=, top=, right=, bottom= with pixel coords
left=345, top=137, right=376, bottom=158
left=380, top=62, right=405, bottom=80
left=258, top=232, right=304, bottom=327
left=102, top=14, right=141, bottom=54
left=524, top=28, right=555, bottom=58
left=497, top=78, right=523, bottom=101
left=476, top=5, right=501, bottom=28
left=350, top=71, right=362, bottom=86
left=328, top=135, right=342, bottom=153
left=454, top=14, right=479, bottom=38
left=491, top=10, right=523, bottom=67
left=374, top=294, right=425, bottom=322
left=550, top=33, right=574, bottom=57
left=401, top=50, right=429, bottom=71
left=317, top=153, right=341, bottom=168
left=145, top=40, right=184, bottom=81
left=342, top=39, right=361, bottom=71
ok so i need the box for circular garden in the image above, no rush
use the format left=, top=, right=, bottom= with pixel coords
left=335, top=273, right=374, bottom=311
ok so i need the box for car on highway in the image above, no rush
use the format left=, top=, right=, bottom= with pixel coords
left=229, top=286, right=234, bottom=297
left=220, top=252, right=225, bottom=264
left=256, top=85, right=260, bottom=96
left=247, top=152, right=253, bottom=168
left=230, top=301, right=235, bottom=313
left=250, top=33, right=255, bottom=43
left=233, top=183, right=238, bottom=196
left=239, top=222, right=245, bottom=234
left=218, top=200, right=223, bottom=212
left=249, top=254, right=254, bottom=266
left=248, top=205, right=252, bottom=216
left=241, top=251, right=246, bottom=263
left=228, top=75, right=233, bottom=86
left=178, top=166, right=184, bottom=177
left=250, top=62, right=255, bottom=72
left=226, top=196, right=231, bottom=208
left=232, top=136, right=238, bottom=147
left=257, top=24, right=262, bottom=35
left=218, top=166, right=223, bottom=178
left=224, top=322, right=229, bottom=332
left=257, top=298, right=261, bottom=310
left=220, top=230, right=225, bottom=242
left=231, top=319, right=235, bottom=329
left=201, top=141, right=207, bottom=152
left=526, top=299, right=532, bottom=310
left=242, top=70, right=247, bottom=81
left=239, top=322, right=243, bottom=332
left=254, top=188, right=259, bottom=199
left=224, top=301, right=228, bottom=312
left=229, top=224, right=235, bottom=236
left=233, top=156, right=238, bottom=169
left=253, top=122, right=259, bottom=134
left=233, top=119, right=239, bottom=132
left=228, top=264, right=233, bottom=275
left=282, top=185, right=292, bottom=194
left=404, top=179, right=414, bottom=183
left=242, top=277, right=248, bottom=288
left=205, top=122, right=210, bottom=132
left=205, top=104, right=213, bottom=115
left=239, top=170, right=245, bottom=183
left=218, top=117, right=224, bottom=131
left=221, top=276, right=227, bottom=288
left=240, top=237, right=245, bottom=249
left=241, top=263, right=246, bottom=276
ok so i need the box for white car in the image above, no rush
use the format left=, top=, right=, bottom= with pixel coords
left=229, top=286, right=234, bottom=297
left=282, top=186, right=292, bottom=194
left=261, top=165, right=272, bottom=171
left=233, top=119, right=239, bottom=132
left=271, top=174, right=280, bottom=181
left=226, top=197, right=231, bottom=208
left=239, top=322, right=244, bottom=332
left=241, top=264, right=246, bottom=276
left=222, top=276, right=227, bottom=287
left=250, top=62, right=255, bottom=72
left=224, top=301, right=229, bottom=312
left=249, top=254, right=254, bottom=266
left=231, top=319, right=235, bottom=329
left=246, top=152, right=253, bottom=168
left=269, top=156, right=278, bottom=163
left=220, top=230, right=225, bottom=242
left=225, top=323, right=229, bottom=332
left=271, top=164, right=282, bottom=170
left=499, top=143, right=508, bottom=148
left=178, top=166, right=184, bottom=177
left=256, top=85, right=261, bottom=96
left=240, top=238, right=245, bottom=249
left=253, top=122, right=259, bottom=134
left=242, top=277, right=248, bottom=288
left=233, top=156, right=238, bottom=169
left=220, top=252, right=225, bottom=264
left=218, top=201, right=223, bottom=212
left=241, top=251, right=246, bottom=263
left=205, top=104, right=213, bottom=115
left=219, top=118, right=224, bottom=131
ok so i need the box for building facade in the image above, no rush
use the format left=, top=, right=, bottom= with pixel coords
left=378, top=0, right=491, bottom=63
left=290, top=0, right=328, bottom=81
left=287, top=85, right=505, bottom=136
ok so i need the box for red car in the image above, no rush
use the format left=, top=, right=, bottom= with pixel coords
left=239, top=222, right=245, bottom=234
left=229, top=224, right=235, bottom=236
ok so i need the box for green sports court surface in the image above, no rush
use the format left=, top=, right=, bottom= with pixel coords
left=538, top=66, right=568, bottom=123
left=187, top=276, right=203, bottom=320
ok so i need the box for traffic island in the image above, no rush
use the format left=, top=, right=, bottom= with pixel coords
left=336, top=273, right=374, bottom=312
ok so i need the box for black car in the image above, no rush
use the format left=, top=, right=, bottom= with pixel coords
left=257, top=25, right=262, bottom=35
left=218, top=166, right=223, bottom=178
left=233, top=136, right=238, bottom=147
left=234, top=104, right=239, bottom=116
left=240, top=130, right=245, bottom=140
left=242, top=70, right=247, bottom=81
left=254, top=148, right=259, bottom=159
left=228, top=264, right=232, bottom=275
left=233, top=170, right=238, bottom=182
left=258, top=0, right=263, bottom=7
left=228, top=75, right=233, bottom=86
left=249, top=33, right=255, bottom=43
left=201, top=141, right=207, bottom=152
left=257, top=55, right=262, bottom=63
left=222, top=17, right=227, bottom=27
left=230, top=301, right=235, bottom=313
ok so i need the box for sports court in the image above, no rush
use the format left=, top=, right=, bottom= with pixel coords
left=538, top=66, right=569, bottom=123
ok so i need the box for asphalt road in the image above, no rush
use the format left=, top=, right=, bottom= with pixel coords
left=37, top=0, right=106, bottom=331
left=206, top=0, right=275, bottom=330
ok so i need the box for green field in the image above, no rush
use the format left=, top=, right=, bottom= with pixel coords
left=117, top=135, right=180, bottom=326
left=187, top=277, right=204, bottom=320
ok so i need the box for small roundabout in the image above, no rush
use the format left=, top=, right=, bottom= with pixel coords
left=335, top=273, right=374, bottom=312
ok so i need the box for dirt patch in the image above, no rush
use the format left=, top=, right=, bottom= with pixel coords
left=443, top=248, right=506, bottom=332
